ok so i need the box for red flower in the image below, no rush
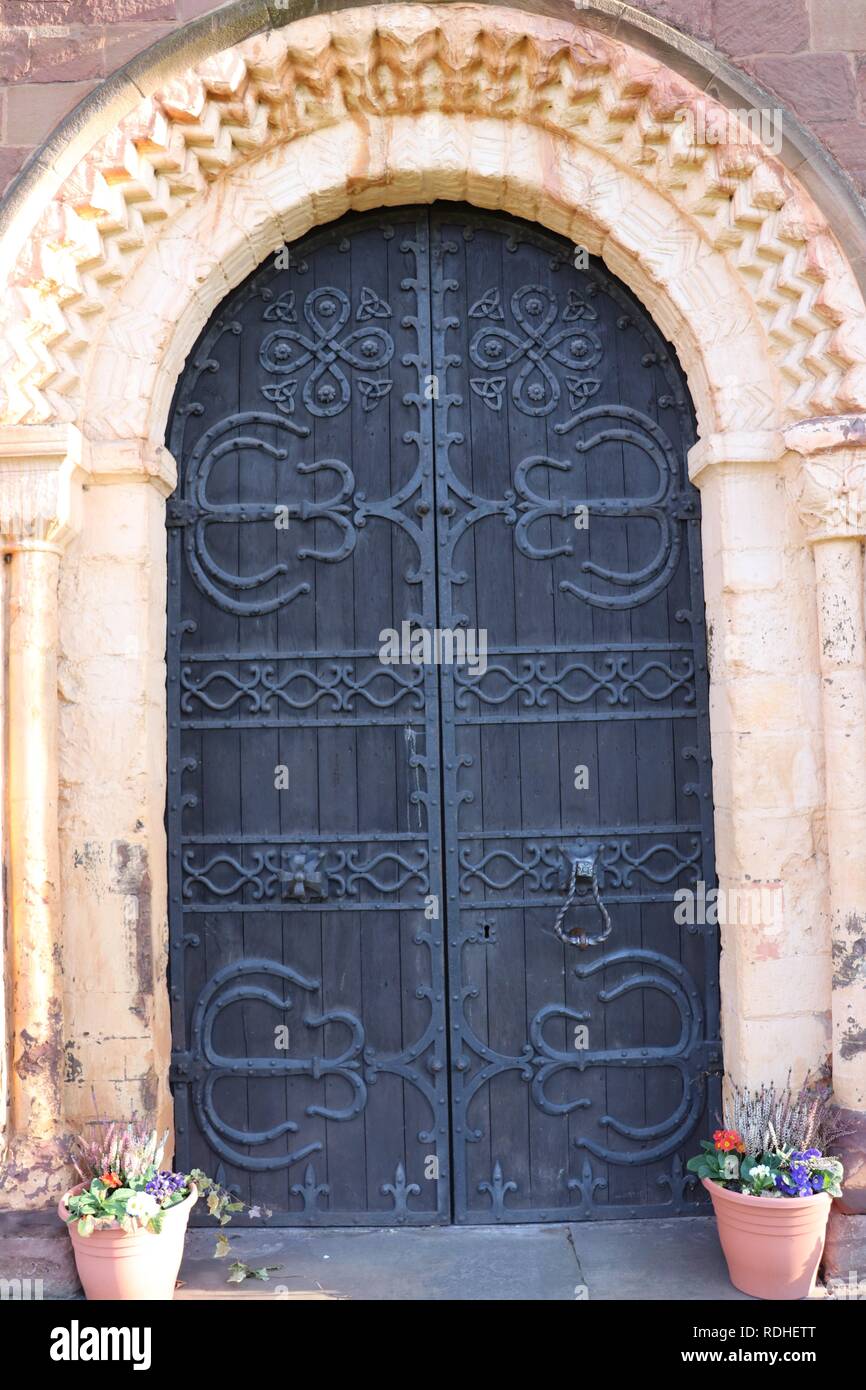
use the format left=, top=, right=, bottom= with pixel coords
left=100, top=1171, right=122, bottom=1188
left=713, top=1129, right=745, bottom=1154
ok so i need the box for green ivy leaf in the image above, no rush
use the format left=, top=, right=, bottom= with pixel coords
left=214, top=1233, right=231, bottom=1260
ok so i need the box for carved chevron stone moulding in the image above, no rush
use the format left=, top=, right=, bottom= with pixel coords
left=2, top=3, right=866, bottom=428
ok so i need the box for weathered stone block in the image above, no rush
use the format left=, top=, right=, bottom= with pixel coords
left=714, top=0, right=810, bottom=56
left=748, top=53, right=856, bottom=124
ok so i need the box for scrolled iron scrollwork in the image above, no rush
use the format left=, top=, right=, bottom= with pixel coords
left=181, top=843, right=431, bottom=907
left=510, top=405, right=684, bottom=609
left=454, top=653, right=696, bottom=709
left=175, top=959, right=368, bottom=1172
left=171, top=412, right=360, bottom=616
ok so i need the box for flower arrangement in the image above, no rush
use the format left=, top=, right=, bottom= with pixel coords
left=64, top=1114, right=278, bottom=1286
left=65, top=1122, right=197, bottom=1236
left=687, top=1076, right=844, bottom=1199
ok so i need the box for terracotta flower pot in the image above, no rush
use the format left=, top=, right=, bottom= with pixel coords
left=703, top=1177, right=831, bottom=1300
left=59, top=1182, right=197, bottom=1301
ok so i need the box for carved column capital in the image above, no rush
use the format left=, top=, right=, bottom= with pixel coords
left=0, top=423, right=90, bottom=553
left=784, top=413, right=866, bottom=543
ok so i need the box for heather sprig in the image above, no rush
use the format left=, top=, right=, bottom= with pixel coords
left=687, top=1075, right=845, bottom=1199
left=723, top=1072, right=845, bottom=1156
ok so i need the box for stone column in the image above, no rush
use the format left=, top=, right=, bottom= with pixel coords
left=58, top=438, right=176, bottom=1143
left=0, top=425, right=88, bottom=1205
left=785, top=415, right=866, bottom=1234
left=688, top=429, right=830, bottom=1094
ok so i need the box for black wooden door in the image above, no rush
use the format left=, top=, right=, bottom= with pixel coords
left=166, top=206, right=720, bottom=1226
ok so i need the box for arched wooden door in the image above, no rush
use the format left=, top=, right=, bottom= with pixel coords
left=166, top=205, right=721, bottom=1225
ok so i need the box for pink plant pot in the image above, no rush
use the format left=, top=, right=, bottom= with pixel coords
left=703, top=1178, right=831, bottom=1300
left=59, top=1182, right=197, bottom=1301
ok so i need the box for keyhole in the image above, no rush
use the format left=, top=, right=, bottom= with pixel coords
left=483, top=922, right=491, bottom=940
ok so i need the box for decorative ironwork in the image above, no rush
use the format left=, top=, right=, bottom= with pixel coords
left=291, top=1163, right=330, bottom=1213
left=167, top=423, right=358, bottom=616
left=181, top=842, right=431, bottom=909
left=454, top=650, right=696, bottom=710
left=432, top=208, right=719, bottom=1223
left=168, top=211, right=449, bottom=1226
left=469, top=284, right=603, bottom=416
left=259, top=284, right=394, bottom=418
left=511, top=407, right=684, bottom=608
left=167, top=206, right=719, bottom=1227
left=552, top=840, right=612, bottom=949
left=457, top=833, right=701, bottom=898
left=172, top=959, right=367, bottom=1171
left=381, top=1162, right=422, bottom=1222
left=279, top=847, right=326, bottom=902
left=180, top=658, right=426, bottom=720
left=478, top=1161, right=518, bottom=1219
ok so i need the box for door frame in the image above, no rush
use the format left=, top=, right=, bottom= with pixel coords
left=3, top=6, right=863, bottom=1208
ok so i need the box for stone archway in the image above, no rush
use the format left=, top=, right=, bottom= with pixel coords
left=0, top=4, right=865, bottom=1233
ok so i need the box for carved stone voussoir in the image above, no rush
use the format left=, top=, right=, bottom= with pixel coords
left=2, top=4, right=866, bottom=428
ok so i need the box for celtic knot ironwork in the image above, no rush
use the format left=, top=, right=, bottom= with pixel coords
left=259, top=284, right=394, bottom=418
left=469, top=284, right=602, bottom=416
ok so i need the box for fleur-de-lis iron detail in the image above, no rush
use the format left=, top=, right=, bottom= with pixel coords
left=381, top=1162, right=421, bottom=1222
left=291, top=1163, right=330, bottom=1212
left=567, top=1159, right=608, bottom=1211
left=478, top=1160, right=518, bottom=1219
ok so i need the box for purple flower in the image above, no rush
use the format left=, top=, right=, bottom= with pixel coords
left=144, top=1169, right=188, bottom=1206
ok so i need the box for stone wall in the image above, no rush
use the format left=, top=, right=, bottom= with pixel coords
left=2, top=1, right=866, bottom=196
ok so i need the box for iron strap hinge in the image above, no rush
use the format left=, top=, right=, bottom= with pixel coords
left=695, top=1041, right=724, bottom=1075
left=165, top=499, right=199, bottom=528
left=169, top=1050, right=205, bottom=1084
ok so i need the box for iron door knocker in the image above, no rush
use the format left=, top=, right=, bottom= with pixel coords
left=552, top=838, right=612, bottom=948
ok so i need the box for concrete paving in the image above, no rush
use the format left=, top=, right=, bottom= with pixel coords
left=175, top=1214, right=826, bottom=1301
left=24, top=1212, right=833, bottom=1300
left=177, top=1223, right=583, bottom=1300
